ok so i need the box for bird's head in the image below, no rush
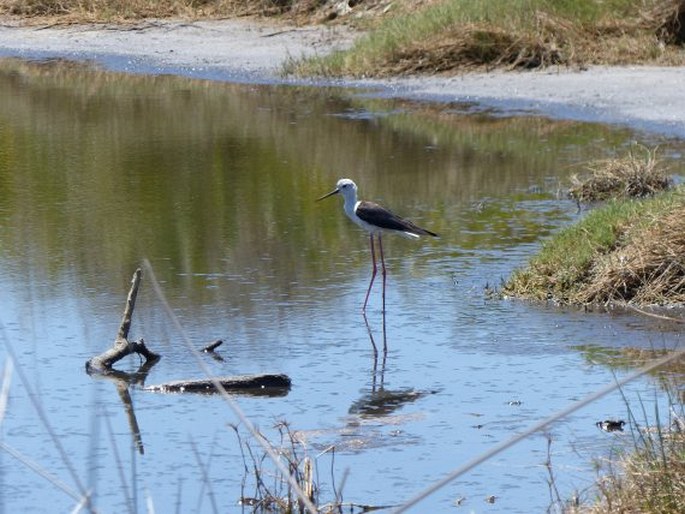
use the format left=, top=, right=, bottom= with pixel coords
left=316, top=178, right=358, bottom=202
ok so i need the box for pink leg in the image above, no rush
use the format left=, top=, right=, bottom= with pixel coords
left=379, top=234, right=387, bottom=313
left=363, top=234, right=377, bottom=312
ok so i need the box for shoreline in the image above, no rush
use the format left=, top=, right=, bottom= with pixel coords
left=2, top=18, right=685, bottom=138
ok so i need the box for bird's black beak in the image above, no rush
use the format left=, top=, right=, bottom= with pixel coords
left=316, top=188, right=340, bottom=202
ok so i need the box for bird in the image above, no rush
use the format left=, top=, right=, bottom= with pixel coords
left=317, top=178, right=438, bottom=312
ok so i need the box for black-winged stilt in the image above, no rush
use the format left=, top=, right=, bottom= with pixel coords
left=317, top=178, right=437, bottom=312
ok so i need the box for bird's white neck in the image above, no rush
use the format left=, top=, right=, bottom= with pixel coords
left=340, top=189, right=359, bottom=217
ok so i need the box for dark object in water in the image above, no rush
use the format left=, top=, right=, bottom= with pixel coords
left=596, top=419, right=626, bottom=432
left=202, top=339, right=224, bottom=353
left=145, top=374, right=292, bottom=397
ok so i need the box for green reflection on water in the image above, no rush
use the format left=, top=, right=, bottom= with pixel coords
left=0, top=58, right=676, bottom=309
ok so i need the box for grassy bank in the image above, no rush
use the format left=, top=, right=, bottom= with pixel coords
left=290, top=0, right=685, bottom=76
left=503, top=148, right=684, bottom=306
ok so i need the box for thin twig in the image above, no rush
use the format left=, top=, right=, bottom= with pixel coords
left=0, top=358, right=13, bottom=427
left=2, top=328, right=89, bottom=501
left=0, top=441, right=83, bottom=503
left=229, top=424, right=251, bottom=504
left=118, top=269, right=142, bottom=341
left=189, top=437, right=219, bottom=514
left=102, top=406, right=135, bottom=514
left=624, top=303, right=685, bottom=323
left=544, top=433, right=563, bottom=511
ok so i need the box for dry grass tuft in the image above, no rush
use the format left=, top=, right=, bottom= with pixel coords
left=569, top=364, right=685, bottom=514
left=0, top=0, right=393, bottom=20
left=569, top=147, right=672, bottom=203
left=3, top=0, right=190, bottom=19
left=0, top=0, right=312, bottom=20
left=578, top=206, right=685, bottom=305
left=646, top=0, right=685, bottom=45
left=382, top=22, right=566, bottom=75
left=3, top=0, right=67, bottom=16
left=571, top=430, right=685, bottom=514
left=231, top=421, right=362, bottom=513
left=504, top=174, right=685, bottom=307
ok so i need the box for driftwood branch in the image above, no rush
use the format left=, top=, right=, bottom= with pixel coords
left=86, top=269, right=161, bottom=375
left=86, top=268, right=292, bottom=398
left=118, top=267, right=141, bottom=340
left=86, top=338, right=161, bottom=374
left=201, top=339, right=225, bottom=361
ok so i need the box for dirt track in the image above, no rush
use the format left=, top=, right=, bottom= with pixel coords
left=1, top=18, right=684, bottom=137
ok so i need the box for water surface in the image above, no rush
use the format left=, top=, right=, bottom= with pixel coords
left=0, top=58, right=683, bottom=513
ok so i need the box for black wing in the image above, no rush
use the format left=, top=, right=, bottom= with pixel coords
left=356, top=201, right=438, bottom=237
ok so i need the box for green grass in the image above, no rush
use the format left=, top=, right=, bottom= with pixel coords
left=503, top=187, right=685, bottom=304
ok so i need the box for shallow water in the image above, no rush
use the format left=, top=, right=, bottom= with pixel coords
left=0, top=58, right=684, bottom=513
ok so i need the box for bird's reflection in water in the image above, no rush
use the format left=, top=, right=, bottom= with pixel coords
left=363, top=311, right=387, bottom=391
left=348, top=385, right=429, bottom=419
left=350, top=312, right=430, bottom=419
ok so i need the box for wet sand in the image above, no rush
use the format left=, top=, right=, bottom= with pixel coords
left=1, top=17, right=684, bottom=137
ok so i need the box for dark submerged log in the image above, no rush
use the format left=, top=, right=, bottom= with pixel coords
left=145, top=374, right=292, bottom=396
